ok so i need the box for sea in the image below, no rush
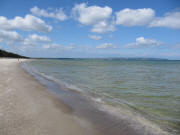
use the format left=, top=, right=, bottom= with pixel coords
left=24, top=59, right=180, bottom=135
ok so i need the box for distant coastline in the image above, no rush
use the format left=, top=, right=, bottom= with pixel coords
left=33, top=57, right=170, bottom=61
left=1, top=49, right=179, bottom=61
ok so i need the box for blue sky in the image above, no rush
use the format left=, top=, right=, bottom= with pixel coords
left=0, top=0, right=180, bottom=59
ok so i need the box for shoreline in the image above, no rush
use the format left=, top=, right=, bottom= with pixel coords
left=0, top=59, right=98, bottom=135
left=0, top=59, right=170, bottom=135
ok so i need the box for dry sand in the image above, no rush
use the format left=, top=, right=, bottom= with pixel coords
left=0, top=59, right=99, bottom=135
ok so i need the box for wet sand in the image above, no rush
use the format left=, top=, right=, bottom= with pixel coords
left=0, top=59, right=98, bottom=135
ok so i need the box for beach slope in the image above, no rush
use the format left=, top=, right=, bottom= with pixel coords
left=0, top=59, right=97, bottom=135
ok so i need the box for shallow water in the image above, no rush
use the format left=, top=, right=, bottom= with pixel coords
left=26, top=59, right=180, bottom=134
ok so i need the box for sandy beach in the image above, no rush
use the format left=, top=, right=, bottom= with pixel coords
left=0, top=59, right=98, bottom=135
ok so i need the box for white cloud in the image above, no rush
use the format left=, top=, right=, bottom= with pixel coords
left=0, top=29, right=52, bottom=46
left=115, top=8, right=155, bottom=26
left=125, top=37, right=162, bottom=48
left=72, top=5, right=180, bottom=32
left=149, top=11, right=180, bottom=29
left=72, top=3, right=114, bottom=33
left=88, top=35, right=102, bottom=40
left=30, top=6, right=67, bottom=21
left=0, top=15, right=52, bottom=33
left=0, top=30, right=23, bottom=44
left=115, top=8, right=180, bottom=29
left=72, top=3, right=112, bottom=25
left=13, top=34, right=52, bottom=52
left=24, top=34, right=51, bottom=45
left=91, top=21, right=115, bottom=33
left=96, top=43, right=117, bottom=49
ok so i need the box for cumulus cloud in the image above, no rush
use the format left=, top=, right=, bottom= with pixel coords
left=24, top=34, right=51, bottom=45
left=12, top=34, right=52, bottom=52
left=72, top=3, right=114, bottom=33
left=0, top=29, right=52, bottom=46
left=91, top=21, right=115, bottom=33
left=88, top=35, right=102, bottom=40
left=96, top=43, right=117, bottom=49
left=30, top=6, right=67, bottom=21
left=149, top=11, right=180, bottom=29
left=72, top=3, right=112, bottom=25
left=72, top=4, right=180, bottom=32
left=125, top=37, right=162, bottom=48
left=0, top=30, right=23, bottom=44
left=115, top=8, right=155, bottom=26
left=115, top=8, right=180, bottom=29
left=0, top=15, right=52, bottom=32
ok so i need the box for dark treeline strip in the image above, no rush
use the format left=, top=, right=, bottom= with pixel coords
left=0, top=49, right=29, bottom=58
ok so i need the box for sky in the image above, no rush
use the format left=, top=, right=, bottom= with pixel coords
left=0, top=0, right=180, bottom=59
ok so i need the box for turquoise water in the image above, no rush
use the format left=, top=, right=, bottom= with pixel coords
left=26, top=59, right=180, bottom=134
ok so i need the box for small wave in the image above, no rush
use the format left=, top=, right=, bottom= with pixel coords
left=38, top=73, right=84, bottom=93
left=22, top=62, right=84, bottom=93
left=92, top=97, right=103, bottom=103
